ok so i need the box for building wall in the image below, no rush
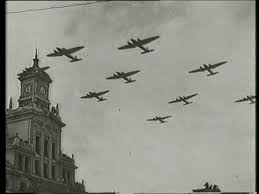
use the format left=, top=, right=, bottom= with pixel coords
left=8, top=119, right=30, bottom=141
left=6, top=53, right=85, bottom=193
left=6, top=150, right=15, bottom=164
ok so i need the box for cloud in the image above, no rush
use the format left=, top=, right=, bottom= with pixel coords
left=63, top=1, right=186, bottom=39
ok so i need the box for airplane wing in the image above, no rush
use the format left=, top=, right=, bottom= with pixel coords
left=63, top=53, right=75, bottom=60
left=66, top=46, right=84, bottom=54
left=95, top=90, right=109, bottom=97
left=122, top=77, right=131, bottom=82
left=123, top=70, right=140, bottom=77
left=235, top=97, right=249, bottom=102
left=168, top=98, right=182, bottom=104
left=161, top=116, right=172, bottom=120
left=136, top=44, right=148, bottom=52
left=81, top=93, right=94, bottom=99
left=146, top=118, right=157, bottom=121
left=207, top=68, right=214, bottom=75
left=189, top=67, right=205, bottom=73
left=118, top=42, right=136, bottom=50
left=46, top=51, right=63, bottom=57
left=210, top=61, right=227, bottom=69
left=106, top=74, right=121, bottom=80
left=138, top=35, right=160, bottom=45
left=184, top=93, right=198, bottom=100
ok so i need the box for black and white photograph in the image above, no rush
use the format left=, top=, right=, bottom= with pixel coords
left=5, top=1, right=255, bottom=194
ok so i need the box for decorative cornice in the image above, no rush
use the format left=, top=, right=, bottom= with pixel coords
left=6, top=106, right=65, bottom=128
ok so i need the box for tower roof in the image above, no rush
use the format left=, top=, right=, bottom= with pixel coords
left=17, top=49, right=52, bottom=83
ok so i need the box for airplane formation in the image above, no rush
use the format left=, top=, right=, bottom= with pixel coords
left=46, top=35, right=255, bottom=124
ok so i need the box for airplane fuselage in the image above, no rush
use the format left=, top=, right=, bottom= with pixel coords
left=131, top=39, right=148, bottom=51
left=56, top=47, right=64, bottom=53
left=247, top=95, right=255, bottom=103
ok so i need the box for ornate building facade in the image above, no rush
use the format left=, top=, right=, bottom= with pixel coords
left=5, top=50, right=85, bottom=193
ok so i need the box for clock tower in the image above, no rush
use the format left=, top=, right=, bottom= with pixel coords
left=17, top=49, right=52, bottom=111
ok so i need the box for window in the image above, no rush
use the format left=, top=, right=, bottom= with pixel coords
left=68, top=170, right=71, bottom=184
left=51, top=165, right=55, bottom=180
left=52, top=142, right=56, bottom=160
left=25, top=156, right=30, bottom=172
left=62, top=168, right=67, bottom=184
left=35, top=160, right=40, bottom=176
left=20, top=182, right=26, bottom=192
left=18, top=154, right=23, bottom=171
left=36, top=136, right=40, bottom=155
left=43, top=163, right=48, bottom=178
left=44, top=138, right=49, bottom=157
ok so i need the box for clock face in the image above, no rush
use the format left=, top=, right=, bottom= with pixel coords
left=40, top=86, right=46, bottom=95
left=24, top=84, right=32, bottom=94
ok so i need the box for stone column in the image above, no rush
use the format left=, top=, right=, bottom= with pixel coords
left=33, top=123, right=36, bottom=151
left=66, top=168, right=68, bottom=184
left=14, top=152, right=19, bottom=170
left=48, top=133, right=52, bottom=179
left=57, top=132, right=61, bottom=160
left=59, top=166, right=63, bottom=183
left=22, top=155, right=25, bottom=171
left=72, top=169, right=75, bottom=184
left=40, top=130, right=44, bottom=177
left=32, top=158, right=35, bottom=174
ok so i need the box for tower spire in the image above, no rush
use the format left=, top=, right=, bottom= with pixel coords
left=9, top=97, right=12, bottom=109
left=35, top=48, right=38, bottom=59
left=56, top=103, right=59, bottom=115
left=32, top=47, right=39, bottom=68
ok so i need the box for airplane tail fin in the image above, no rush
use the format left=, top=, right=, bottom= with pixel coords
left=160, top=121, right=167, bottom=123
left=249, top=101, right=256, bottom=104
left=98, top=98, right=107, bottom=102
left=140, top=49, right=154, bottom=54
left=70, top=56, right=82, bottom=62
left=184, top=102, right=193, bottom=105
left=207, top=72, right=219, bottom=77
left=70, top=59, right=82, bottom=62
left=125, top=80, right=136, bottom=84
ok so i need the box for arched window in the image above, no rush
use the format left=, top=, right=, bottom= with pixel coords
left=20, top=182, right=27, bottom=192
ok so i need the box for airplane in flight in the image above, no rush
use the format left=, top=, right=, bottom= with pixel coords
left=46, top=46, right=84, bottom=62
left=189, top=61, right=227, bottom=76
left=118, top=35, right=160, bottom=54
left=146, top=115, right=172, bottom=123
left=81, top=90, right=109, bottom=102
left=235, top=95, right=256, bottom=104
left=106, top=70, right=141, bottom=83
left=169, top=93, right=198, bottom=105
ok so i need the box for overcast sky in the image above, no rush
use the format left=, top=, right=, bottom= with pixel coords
left=6, top=1, right=255, bottom=193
